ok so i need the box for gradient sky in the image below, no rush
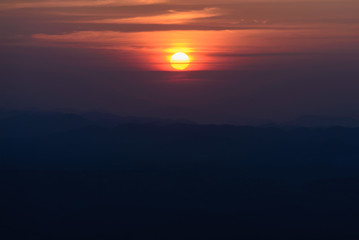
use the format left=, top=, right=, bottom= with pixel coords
left=1, top=0, right=359, bottom=123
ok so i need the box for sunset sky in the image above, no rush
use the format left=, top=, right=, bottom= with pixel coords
left=1, top=0, right=359, bottom=123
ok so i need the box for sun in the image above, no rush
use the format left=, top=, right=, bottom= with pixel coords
left=170, top=52, right=190, bottom=70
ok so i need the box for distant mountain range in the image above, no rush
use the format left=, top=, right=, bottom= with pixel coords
left=0, top=110, right=196, bottom=137
left=2, top=109, right=359, bottom=240
left=82, top=111, right=196, bottom=126
left=283, top=115, right=359, bottom=128
left=1, top=110, right=359, bottom=133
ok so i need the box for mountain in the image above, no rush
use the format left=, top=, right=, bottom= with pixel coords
left=81, top=111, right=196, bottom=126
left=0, top=110, right=92, bottom=138
left=2, top=110, right=359, bottom=239
left=284, top=115, right=359, bottom=128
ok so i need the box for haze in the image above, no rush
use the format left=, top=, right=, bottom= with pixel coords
left=1, top=0, right=359, bottom=124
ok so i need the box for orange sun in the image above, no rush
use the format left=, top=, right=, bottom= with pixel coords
left=170, top=52, right=190, bottom=70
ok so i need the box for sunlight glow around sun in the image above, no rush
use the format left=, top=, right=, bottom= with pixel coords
left=170, top=52, right=190, bottom=70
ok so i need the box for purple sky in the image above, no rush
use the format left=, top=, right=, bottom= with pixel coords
left=1, top=0, right=359, bottom=123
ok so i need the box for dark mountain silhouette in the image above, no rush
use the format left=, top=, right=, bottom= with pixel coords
left=2, top=110, right=359, bottom=239
left=0, top=110, right=93, bottom=138
left=81, top=111, right=196, bottom=127
left=284, top=115, right=359, bottom=128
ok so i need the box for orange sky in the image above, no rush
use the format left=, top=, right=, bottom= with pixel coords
left=1, top=0, right=359, bottom=71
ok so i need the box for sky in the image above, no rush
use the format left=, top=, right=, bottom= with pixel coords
left=1, top=0, right=359, bottom=124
